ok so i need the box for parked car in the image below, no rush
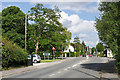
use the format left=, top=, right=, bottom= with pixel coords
left=28, top=55, right=31, bottom=59
left=88, top=54, right=92, bottom=57
left=33, top=54, right=41, bottom=63
left=28, top=54, right=41, bottom=63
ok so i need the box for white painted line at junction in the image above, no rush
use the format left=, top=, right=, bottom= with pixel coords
left=49, top=74, right=55, bottom=76
left=57, top=71, right=61, bottom=73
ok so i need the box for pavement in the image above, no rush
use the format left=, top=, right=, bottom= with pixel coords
left=1, top=57, right=120, bottom=80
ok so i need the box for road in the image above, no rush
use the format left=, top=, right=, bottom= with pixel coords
left=4, top=57, right=119, bottom=79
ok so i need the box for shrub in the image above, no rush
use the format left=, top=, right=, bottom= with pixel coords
left=2, top=38, right=28, bottom=68
left=115, top=54, right=120, bottom=74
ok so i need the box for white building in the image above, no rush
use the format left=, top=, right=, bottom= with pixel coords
left=64, top=44, right=74, bottom=57
left=64, top=45, right=74, bottom=52
left=104, top=48, right=113, bottom=58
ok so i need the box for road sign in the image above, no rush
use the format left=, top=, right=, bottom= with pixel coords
left=52, top=47, right=55, bottom=50
left=43, top=53, right=50, bottom=56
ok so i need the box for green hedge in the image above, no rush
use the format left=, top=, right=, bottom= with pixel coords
left=2, top=38, right=28, bottom=68
left=115, top=54, right=120, bottom=74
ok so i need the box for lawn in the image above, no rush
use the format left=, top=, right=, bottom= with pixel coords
left=41, top=59, right=63, bottom=63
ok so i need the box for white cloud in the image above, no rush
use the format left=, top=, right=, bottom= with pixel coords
left=60, top=11, right=99, bottom=47
left=79, top=33, right=88, bottom=38
left=60, top=11, right=96, bottom=34
left=51, top=2, right=98, bottom=13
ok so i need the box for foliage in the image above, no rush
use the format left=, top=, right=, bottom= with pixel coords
left=0, top=12, right=2, bottom=70
left=97, top=52, right=104, bottom=57
left=27, top=3, right=71, bottom=54
left=81, top=41, right=86, bottom=53
left=91, top=47, right=96, bottom=55
left=115, top=54, right=120, bottom=74
left=2, top=38, right=28, bottom=68
left=96, top=42, right=104, bottom=52
left=95, top=2, right=120, bottom=73
left=2, top=6, right=25, bottom=48
left=73, top=37, right=82, bottom=53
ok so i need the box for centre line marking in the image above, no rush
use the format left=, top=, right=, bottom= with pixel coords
left=49, top=74, right=55, bottom=76
left=67, top=67, right=71, bottom=69
left=57, top=71, right=61, bottom=73
left=64, top=68, right=68, bottom=71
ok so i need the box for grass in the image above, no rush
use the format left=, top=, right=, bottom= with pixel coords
left=41, top=59, right=63, bottom=63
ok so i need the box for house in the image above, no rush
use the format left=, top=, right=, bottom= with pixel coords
left=64, top=44, right=74, bottom=57
left=104, top=48, right=113, bottom=58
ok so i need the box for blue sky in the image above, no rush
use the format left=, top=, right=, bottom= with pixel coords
left=2, top=2, right=100, bottom=48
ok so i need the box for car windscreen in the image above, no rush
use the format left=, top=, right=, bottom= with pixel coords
left=28, top=55, right=31, bottom=58
left=33, top=54, right=36, bottom=57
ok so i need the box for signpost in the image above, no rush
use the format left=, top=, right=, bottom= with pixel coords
left=43, top=53, right=50, bottom=60
left=52, top=47, right=55, bottom=60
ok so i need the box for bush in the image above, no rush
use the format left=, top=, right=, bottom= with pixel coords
left=2, top=38, right=28, bottom=68
left=115, top=54, right=120, bottom=74
left=97, top=52, right=104, bottom=57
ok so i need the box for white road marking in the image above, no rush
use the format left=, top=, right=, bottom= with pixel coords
left=57, top=71, right=61, bottom=73
left=67, top=67, right=71, bottom=69
left=64, top=68, right=68, bottom=71
left=49, top=74, right=55, bottom=76
left=72, top=64, right=77, bottom=67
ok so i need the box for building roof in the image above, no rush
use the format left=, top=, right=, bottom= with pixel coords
left=64, top=45, right=74, bottom=52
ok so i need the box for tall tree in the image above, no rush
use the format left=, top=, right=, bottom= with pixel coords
left=28, top=4, right=71, bottom=54
left=95, top=2, right=120, bottom=55
left=2, top=6, right=25, bottom=48
left=73, top=37, right=81, bottom=53
left=82, top=41, right=86, bottom=52
left=96, top=42, right=104, bottom=52
left=95, top=2, right=120, bottom=73
left=91, top=47, right=96, bottom=55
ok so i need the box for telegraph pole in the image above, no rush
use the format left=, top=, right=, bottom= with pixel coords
left=25, top=13, right=27, bottom=51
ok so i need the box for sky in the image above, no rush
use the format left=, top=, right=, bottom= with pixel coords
left=1, top=1, right=101, bottom=48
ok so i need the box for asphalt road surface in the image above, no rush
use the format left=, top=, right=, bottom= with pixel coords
left=6, top=57, right=119, bottom=79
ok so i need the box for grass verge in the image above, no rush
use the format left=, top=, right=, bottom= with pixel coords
left=41, top=59, right=63, bottom=63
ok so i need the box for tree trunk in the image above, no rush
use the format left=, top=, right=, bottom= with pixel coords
left=35, top=41, right=39, bottom=54
left=34, top=25, right=42, bottom=54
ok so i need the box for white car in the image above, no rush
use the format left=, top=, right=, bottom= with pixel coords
left=33, top=54, right=41, bottom=63
left=28, top=54, right=41, bottom=63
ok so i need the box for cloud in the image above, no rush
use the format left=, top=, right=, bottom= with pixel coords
left=79, top=33, right=88, bottom=38
left=60, top=11, right=96, bottom=34
left=51, top=2, right=98, bottom=13
left=60, top=11, right=99, bottom=47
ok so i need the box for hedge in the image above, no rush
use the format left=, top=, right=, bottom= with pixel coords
left=115, top=54, right=120, bottom=74
left=2, top=38, right=28, bottom=68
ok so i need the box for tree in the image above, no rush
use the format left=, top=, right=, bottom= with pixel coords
left=81, top=41, right=86, bottom=53
left=95, top=2, right=120, bottom=55
left=28, top=4, right=71, bottom=54
left=2, top=6, right=25, bottom=48
left=96, top=42, right=104, bottom=52
left=91, top=47, right=96, bottom=55
left=95, top=2, right=120, bottom=73
left=73, top=37, right=80, bottom=52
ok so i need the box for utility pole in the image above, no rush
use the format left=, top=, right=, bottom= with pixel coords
left=25, top=13, right=27, bottom=51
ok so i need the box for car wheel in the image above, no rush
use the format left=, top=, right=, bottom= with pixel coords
left=34, top=60, right=37, bottom=63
